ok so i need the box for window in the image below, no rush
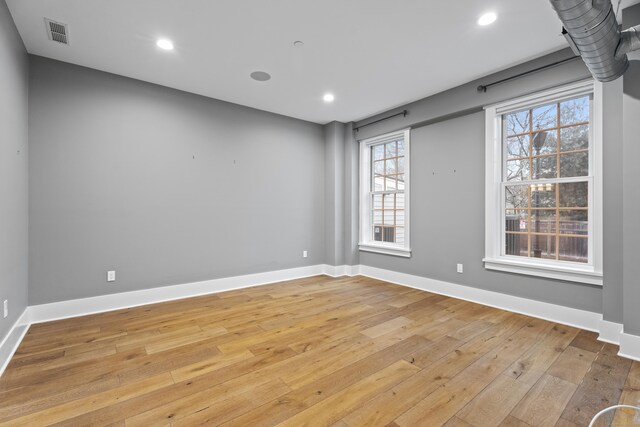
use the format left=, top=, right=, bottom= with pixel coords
left=484, top=80, right=602, bottom=285
left=359, top=129, right=411, bottom=257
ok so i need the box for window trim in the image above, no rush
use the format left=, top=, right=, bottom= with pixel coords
left=359, top=128, right=411, bottom=258
left=483, top=80, right=603, bottom=286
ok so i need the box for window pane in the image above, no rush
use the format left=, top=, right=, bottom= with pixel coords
left=385, top=142, right=396, bottom=158
left=532, top=103, right=557, bottom=131
left=396, top=193, right=405, bottom=210
left=532, top=131, right=557, bottom=155
left=396, top=210, right=405, bottom=227
left=559, top=210, right=588, bottom=235
left=383, top=194, right=395, bottom=209
left=558, top=182, right=588, bottom=208
left=383, top=210, right=394, bottom=225
left=397, top=140, right=405, bottom=156
left=373, top=144, right=385, bottom=161
left=558, top=236, right=588, bottom=263
left=530, top=183, right=556, bottom=208
left=383, top=226, right=395, bottom=242
left=373, top=210, right=383, bottom=225
left=506, top=135, right=530, bottom=159
left=397, top=157, right=405, bottom=174
left=506, top=159, right=530, bottom=181
left=506, top=185, right=528, bottom=209
left=531, top=155, right=557, bottom=179
left=374, top=174, right=384, bottom=191
left=560, top=125, right=588, bottom=151
left=396, top=227, right=405, bottom=244
left=531, top=209, right=556, bottom=234
left=530, top=234, right=556, bottom=259
left=372, top=194, right=383, bottom=210
left=505, top=233, right=528, bottom=257
left=373, top=225, right=383, bottom=241
left=504, top=110, right=530, bottom=136
left=385, top=176, right=397, bottom=191
left=560, top=152, right=588, bottom=177
left=560, top=96, right=589, bottom=126
left=386, top=159, right=397, bottom=174
left=396, top=174, right=405, bottom=190
left=506, top=210, right=528, bottom=232
left=374, top=160, right=384, bottom=175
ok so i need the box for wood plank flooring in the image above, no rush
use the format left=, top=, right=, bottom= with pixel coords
left=0, top=275, right=638, bottom=426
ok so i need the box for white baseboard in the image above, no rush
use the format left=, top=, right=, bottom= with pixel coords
left=28, top=264, right=327, bottom=324
left=619, top=332, right=640, bottom=362
left=357, top=265, right=602, bottom=332
left=3, top=263, right=639, bottom=379
left=324, top=264, right=360, bottom=277
left=0, top=309, right=31, bottom=378
left=598, top=319, right=624, bottom=345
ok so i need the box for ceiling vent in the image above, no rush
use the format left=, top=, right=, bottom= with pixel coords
left=44, top=18, right=69, bottom=45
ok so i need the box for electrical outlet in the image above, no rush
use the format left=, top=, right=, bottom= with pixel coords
left=303, top=250, right=308, bottom=258
left=456, top=263, right=464, bottom=274
left=107, top=270, right=116, bottom=282
left=3, top=300, right=7, bottom=318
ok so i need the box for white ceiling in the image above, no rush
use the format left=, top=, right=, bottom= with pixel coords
left=5, top=0, right=639, bottom=124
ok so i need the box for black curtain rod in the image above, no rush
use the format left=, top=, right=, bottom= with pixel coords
left=477, top=56, right=581, bottom=93
left=355, top=110, right=407, bottom=132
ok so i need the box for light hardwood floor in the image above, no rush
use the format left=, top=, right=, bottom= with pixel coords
left=0, top=275, right=638, bottom=426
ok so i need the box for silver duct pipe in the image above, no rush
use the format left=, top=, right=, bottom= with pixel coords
left=549, top=0, right=638, bottom=82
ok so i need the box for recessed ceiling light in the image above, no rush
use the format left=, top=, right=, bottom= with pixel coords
left=293, top=40, right=305, bottom=47
left=323, top=93, right=335, bottom=103
left=478, top=12, right=497, bottom=26
left=250, top=71, right=271, bottom=81
left=156, top=39, right=174, bottom=50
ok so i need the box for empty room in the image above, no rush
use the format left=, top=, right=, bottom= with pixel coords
left=1, top=0, right=640, bottom=425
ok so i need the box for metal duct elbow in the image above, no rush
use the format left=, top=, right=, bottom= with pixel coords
left=616, top=25, right=640, bottom=59
left=550, top=0, right=628, bottom=82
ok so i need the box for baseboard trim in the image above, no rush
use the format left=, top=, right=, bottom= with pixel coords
left=598, top=319, right=624, bottom=345
left=28, top=264, right=327, bottom=324
left=357, top=265, right=602, bottom=332
left=619, top=332, right=640, bottom=362
left=324, top=264, right=360, bottom=277
left=0, top=309, right=31, bottom=378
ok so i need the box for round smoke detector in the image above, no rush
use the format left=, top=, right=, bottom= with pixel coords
left=250, top=71, right=271, bottom=82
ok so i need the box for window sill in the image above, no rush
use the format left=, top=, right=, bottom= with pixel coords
left=483, top=257, right=602, bottom=286
left=359, top=243, right=411, bottom=258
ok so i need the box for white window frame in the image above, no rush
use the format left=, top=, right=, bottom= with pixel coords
left=359, top=128, right=411, bottom=257
left=483, top=80, right=603, bottom=286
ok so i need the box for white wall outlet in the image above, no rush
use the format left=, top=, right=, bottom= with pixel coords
left=456, top=263, right=464, bottom=274
left=3, top=300, right=7, bottom=318
left=303, top=250, right=308, bottom=258
left=107, top=270, right=116, bottom=282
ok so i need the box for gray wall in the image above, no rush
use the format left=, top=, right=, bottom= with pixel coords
left=0, top=0, right=28, bottom=342
left=343, top=122, right=360, bottom=267
left=622, top=4, right=640, bottom=335
left=28, top=56, right=325, bottom=305
left=602, top=78, right=624, bottom=323
left=350, top=48, right=625, bottom=313
left=324, top=121, right=345, bottom=266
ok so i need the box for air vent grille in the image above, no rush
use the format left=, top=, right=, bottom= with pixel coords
left=44, top=18, right=68, bottom=45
